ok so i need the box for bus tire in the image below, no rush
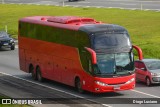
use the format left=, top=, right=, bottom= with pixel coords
left=36, top=66, right=43, bottom=82
left=29, top=64, right=37, bottom=80
left=75, top=77, right=84, bottom=93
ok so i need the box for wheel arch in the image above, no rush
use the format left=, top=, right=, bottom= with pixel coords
left=29, top=63, right=34, bottom=73
left=145, top=76, right=150, bottom=80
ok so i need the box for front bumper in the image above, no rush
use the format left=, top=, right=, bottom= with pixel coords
left=0, top=41, right=15, bottom=48
left=92, top=76, right=135, bottom=93
left=151, top=76, right=160, bottom=84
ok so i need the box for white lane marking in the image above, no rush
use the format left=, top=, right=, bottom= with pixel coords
left=34, top=1, right=57, bottom=4
left=103, top=0, right=160, bottom=3
left=138, top=1, right=160, bottom=3
left=102, top=104, right=112, bottom=107
left=7, top=0, right=19, bottom=1
left=15, top=45, right=18, bottom=49
left=1, top=71, right=160, bottom=104
left=78, top=2, right=90, bottom=4
left=6, top=3, right=160, bottom=11
left=0, top=72, right=83, bottom=98
left=0, top=72, right=111, bottom=107
left=120, top=3, right=136, bottom=6
left=132, top=90, right=160, bottom=98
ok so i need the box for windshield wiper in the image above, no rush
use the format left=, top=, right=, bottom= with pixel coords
left=116, top=66, right=125, bottom=72
left=119, top=46, right=131, bottom=49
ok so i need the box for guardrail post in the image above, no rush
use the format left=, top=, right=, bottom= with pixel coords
left=62, top=1, right=64, bottom=7
left=5, top=25, right=7, bottom=33
left=2, top=0, right=5, bottom=4
left=141, top=3, right=143, bottom=10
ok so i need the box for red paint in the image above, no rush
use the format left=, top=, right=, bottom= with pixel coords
left=19, top=16, right=99, bottom=31
left=19, top=37, right=82, bottom=86
left=132, top=45, right=143, bottom=60
left=19, top=16, right=135, bottom=93
left=47, top=16, right=96, bottom=24
left=93, top=74, right=135, bottom=93
left=84, top=47, right=97, bottom=64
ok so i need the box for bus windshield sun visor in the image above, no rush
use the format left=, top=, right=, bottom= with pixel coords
left=92, top=32, right=132, bottom=53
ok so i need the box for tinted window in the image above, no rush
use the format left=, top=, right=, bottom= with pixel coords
left=134, top=62, right=139, bottom=68
left=95, top=52, right=134, bottom=75
left=93, top=33, right=131, bottom=49
left=145, top=61, right=160, bottom=70
left=19, top=22, right=90, bottom=48
left=0, top=31, right=8, bottom=37
left=135, top=62, right=146, bottom=69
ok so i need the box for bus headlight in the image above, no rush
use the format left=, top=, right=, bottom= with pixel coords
left=95, top=81, right=108, bottom=86
left=125, top=78, right=135, bottom=84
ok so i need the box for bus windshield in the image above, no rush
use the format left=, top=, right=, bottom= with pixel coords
left=93, top=33, right=131, bottom=50
left=94, top=52, right=134, bottom=76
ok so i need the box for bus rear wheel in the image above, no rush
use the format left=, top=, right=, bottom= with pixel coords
left=36, top=67, right=43, bottom=82
left=29, top=65, right=37, bottom=80
left=75, top=78, right=84, bottom=93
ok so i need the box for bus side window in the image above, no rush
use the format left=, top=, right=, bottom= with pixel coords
left=80, top=49, right=92, bottom=74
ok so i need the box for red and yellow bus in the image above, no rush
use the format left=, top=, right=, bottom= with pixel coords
left=18, top=16, right=142, bottom=93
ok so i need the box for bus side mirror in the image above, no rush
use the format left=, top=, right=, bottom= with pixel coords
left=132, top=45, right=143, bottom=60
left=84, top=47, right=97, bottom=64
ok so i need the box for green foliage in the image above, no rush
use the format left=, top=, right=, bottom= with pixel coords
left=0, top=4, right=160, bottom=58
left=0, top=105, right=31, bottom=107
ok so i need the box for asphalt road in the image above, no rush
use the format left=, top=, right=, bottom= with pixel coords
left=0, top=47, right=160, bottom=107
left=1, top=0, right=160, bottom=11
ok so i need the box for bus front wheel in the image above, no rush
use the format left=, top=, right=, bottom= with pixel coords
left=36, top=67, right=43, bottom=82
left=75, top=77, right=84, bottom=93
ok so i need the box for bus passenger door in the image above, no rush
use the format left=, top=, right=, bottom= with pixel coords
left=80, top=48, right=95, bottom=90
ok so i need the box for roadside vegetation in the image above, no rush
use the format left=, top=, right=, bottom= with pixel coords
left=0, top=104, right=31, bottom=107
left=0, top=4, right=160, bottom=58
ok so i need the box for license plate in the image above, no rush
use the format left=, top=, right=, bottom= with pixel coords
left=3, top=43, right=8, bottom=45
left=114, top=86, right=120, bottom=90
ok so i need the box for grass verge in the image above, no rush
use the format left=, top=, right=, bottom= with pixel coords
left=0, top=4, right=160, bottom=58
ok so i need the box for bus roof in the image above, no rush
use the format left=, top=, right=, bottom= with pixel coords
left=19, top=16, right=98, bottom=31
left=19, top=16, right=127, bottom=34
left=79, top=24, right=127, bottom=34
